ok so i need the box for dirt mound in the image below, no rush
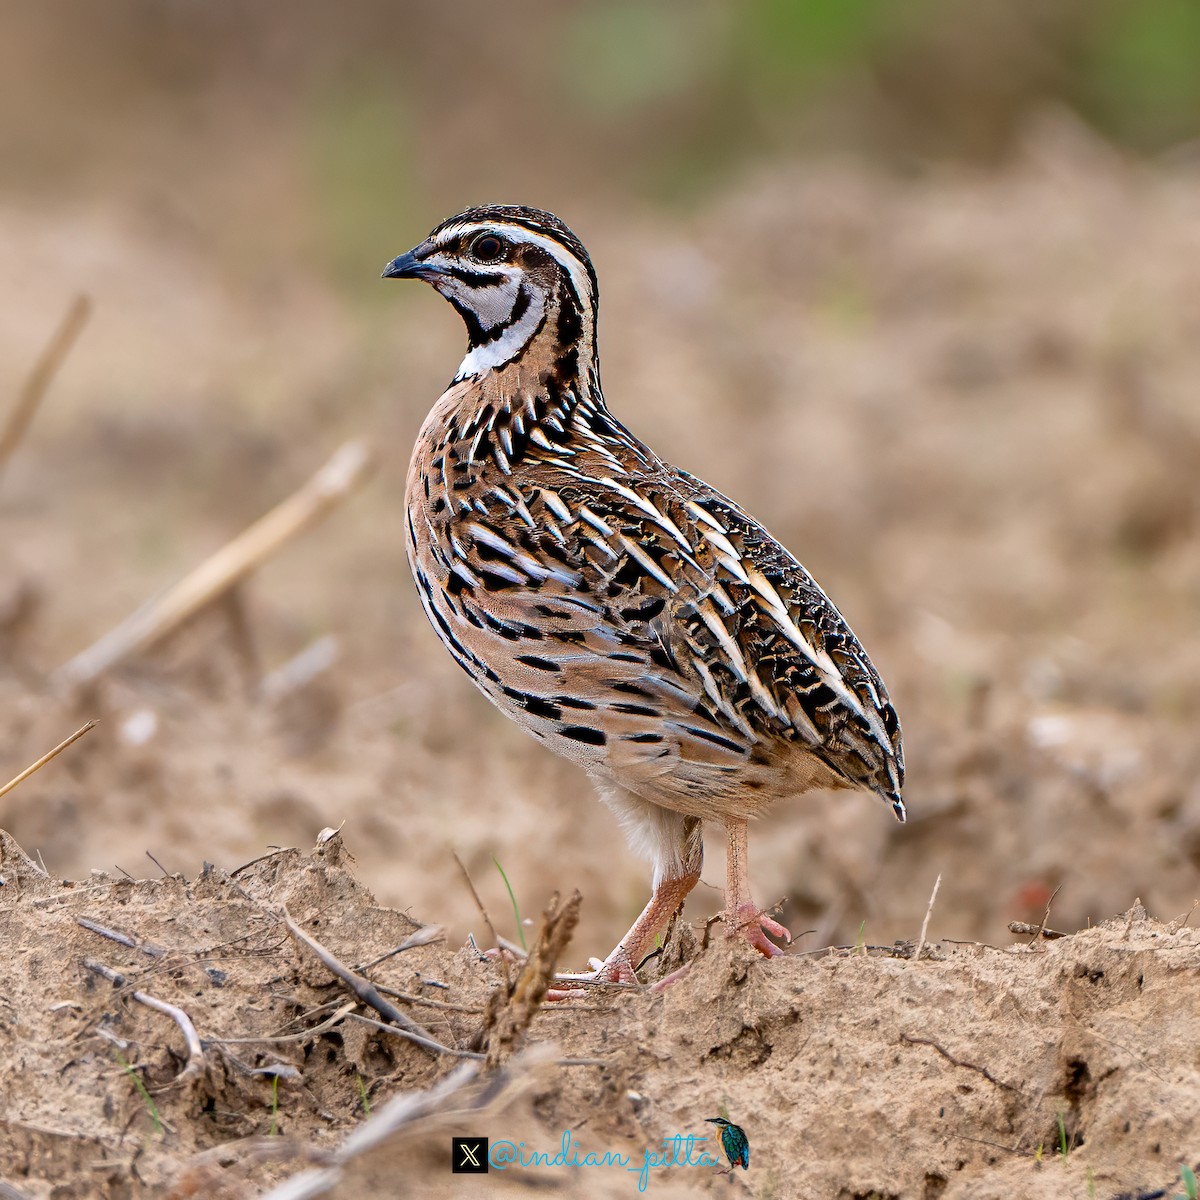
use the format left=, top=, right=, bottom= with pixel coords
left=1, top=828, right=1196, bottom=1199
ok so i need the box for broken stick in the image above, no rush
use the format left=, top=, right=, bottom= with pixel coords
left=912, top=872, right=942, bottom=963
left=282, top=910, right=443, bottom=1053
left=0, top=720, right=96, bottom=802
left=483, top=890, right=582, bottom=1066
left=53, top=439, right=373, bottom=690
left=82, top=958, right=205, bottom=1089
left=0, top=294, right=92, bottom=479
left=1007, top=920, right=1068, bottom=941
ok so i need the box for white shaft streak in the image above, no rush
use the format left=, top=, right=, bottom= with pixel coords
left=462, top=520, right=581, bottom=586
left=566, top=466, right=884, bottom=745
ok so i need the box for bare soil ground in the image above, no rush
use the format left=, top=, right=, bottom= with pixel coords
left=3, top=118, right=1200, bottom=1197
left=2, top=830, right=1199, bottom=1199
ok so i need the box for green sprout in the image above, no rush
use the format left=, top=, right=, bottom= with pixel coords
left=493, top=857, right=527, bottom=951
left=116, top=1052, right=163, bottom=1135
left=1176, top=1163, right=1199, bottom=1200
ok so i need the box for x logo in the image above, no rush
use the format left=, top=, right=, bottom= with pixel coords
left=451, top=1136, right=488, bottom=1174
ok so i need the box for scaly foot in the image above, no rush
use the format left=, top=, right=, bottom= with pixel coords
left=726, top=902, right=791, bottom=958
left=545, top=950, right=639, bottom=1002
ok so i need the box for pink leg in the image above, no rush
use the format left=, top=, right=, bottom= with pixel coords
left=724, top=818, right=791, bottom=957
left=546, top=868, right=701, bottom=1000
left=548, top=814, right=704, bottom=1000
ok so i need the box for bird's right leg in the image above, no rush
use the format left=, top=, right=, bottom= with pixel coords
left=548, top=800, right=702, bottom=999
left=723, top=816, right=791, bottom=956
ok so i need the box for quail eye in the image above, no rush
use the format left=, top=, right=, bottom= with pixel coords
left=471, top=234, right=504, bottom=262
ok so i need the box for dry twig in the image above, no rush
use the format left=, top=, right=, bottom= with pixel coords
left=1007, top=921, right=1068, bottom=940
left=255, top=1060, right=483, bottom=1200
left=259, top=635, right=340, bottom=703
left=53, top=439, right=373, bottom=690
left=1027, top=884, right=1063, bottom=948
left=282, top=910, right=441, bottom=1051
left=0, top=720, right=97, bottom=802
left=0, top=293, right=91, bottom=478
left=493, top=935, right=529, bottom=961
left=76, top=916, right=164, bottom=957
left=30, top=882, right=112, bottom=908
left=481, top=890, right=582, bottom=1066
left=246, top=1046, right=598, bottom=1200
left=913, top=872, right=942, bottom=963
left=345, top=1013, right=484, bottom=1060
left=82, top=959, right=205, bottom=1089
left=452, top=851, right=503, bottom=958
left=204, top=1002, right=357, bottom=1047
left=217, top=1053, right=301, bottom=1082
left=133, top=992, right=207, bottom=1090
left=145, top=850, right=171, bottom=878
left=357, top=924, right=445, bottom=972
left=372, top=986, right=483, bottom=1015
left=899, top=1033, right=1019, bottom=1092
left=1166, top=899, right=1200, bottom=933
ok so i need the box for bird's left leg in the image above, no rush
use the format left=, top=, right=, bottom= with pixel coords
left=581, top=860, right=700, bottom=981
left=548, top=803, right=702, bottom=999
left=723, top=817, right=791, bottom=956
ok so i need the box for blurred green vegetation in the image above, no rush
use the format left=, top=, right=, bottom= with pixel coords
left=3, top=0, right=1198, bottom=292
left=304, top=76, right=415, bottom=286
left=555, top=0, right=1200, bottom=191
left=307, top=0, right=1200, bottom=264
left=1079, top=0, right=1200, bottom=146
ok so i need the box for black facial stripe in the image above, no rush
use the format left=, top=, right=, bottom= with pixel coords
left=480, top=216, right=597, bottom=296
left=447, top=296, right=486, bottom=345
left=446, top=265, right=511, bottom=289
left=555, top=286, right=583, bottom=346
left=464, top=282, right=533, bottom=350
left=469, top=292, right=547, bottom=354
left=506, top=282, right=532, bottom=327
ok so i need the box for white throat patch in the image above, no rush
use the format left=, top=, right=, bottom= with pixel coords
left=454, top=285, right=549, bottom=380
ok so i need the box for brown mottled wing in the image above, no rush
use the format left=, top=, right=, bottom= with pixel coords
left=669, top=466, right=904, bottom=809
left=407, top=417, right=902, bottom=817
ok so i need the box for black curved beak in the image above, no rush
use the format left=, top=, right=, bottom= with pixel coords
left=382, top=242, right=444, bottom=281
left=381, top=250, right=421, bottom=280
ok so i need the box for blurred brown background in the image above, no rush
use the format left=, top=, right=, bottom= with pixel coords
left=3, top=0, right=1200, bottom=957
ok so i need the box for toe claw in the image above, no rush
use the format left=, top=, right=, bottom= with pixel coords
left=759, top=913, right=791, bottom=942
left=728, top=903, right=791, bottom=957
left=544, top=950, right=638, bottom=1001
